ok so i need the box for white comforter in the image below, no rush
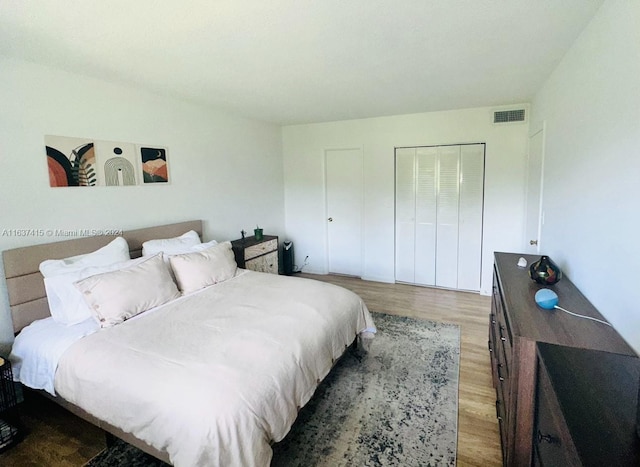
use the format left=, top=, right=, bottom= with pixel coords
left=54, top=270, right=375, bottom=467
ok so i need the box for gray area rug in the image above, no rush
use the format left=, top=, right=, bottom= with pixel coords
left=86, top=312, right=460, bottom=466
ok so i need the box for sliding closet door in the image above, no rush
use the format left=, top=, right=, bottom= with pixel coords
left=435, top=146, right=461, bottom=288
left=458, top=144, right=485, bottom=290
left=395, top=148, right=416, bottom=283
left=395, top=143, right=484, bottom=291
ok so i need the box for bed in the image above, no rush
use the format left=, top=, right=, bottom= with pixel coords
left=2, top=220, right=375, bottom=466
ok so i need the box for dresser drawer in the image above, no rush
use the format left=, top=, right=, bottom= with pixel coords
left=495, top=397, right=508, bottom=463
left=244, top=238, right=278, bottom=261
left=491, top=301, right=511, bottom=381
left=245, top=251, right=278, bottom=274
left=489, top=329, right=499, bottom=389
left=534, top=360, right=581, bottom=466
left=496, top=321, right=511, bottom=377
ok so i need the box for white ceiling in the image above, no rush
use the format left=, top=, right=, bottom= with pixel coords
left=0, top=0, right=603, bottom=125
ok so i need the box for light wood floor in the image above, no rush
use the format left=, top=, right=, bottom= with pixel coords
left=301, top=274, right=502, bottom=467
left=0, top=274, right=502, bottom=466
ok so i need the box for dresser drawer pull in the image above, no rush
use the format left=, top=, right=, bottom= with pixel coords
left=536, top=430, right=558, bottom=444
left=497, top=364, right=504, bottom=382
left=495, top=400, right=502, bottom=421
left=488, top=340, right=493, bottom=353
left=501, top=336, right=506, bottom=342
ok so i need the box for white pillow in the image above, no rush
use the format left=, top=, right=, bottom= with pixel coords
left=141, top=230, right=201, bottom=256
left=169, top=241, right=237, bottom=294
left=39, top=237, right=130, bottom=277
left=43, top=257, right=147, bottom=325
left=191, top=239, right=218, bottom=251
left=74, top=254, right=180, bottom=328
left=156, top=239, right=219, bottom=263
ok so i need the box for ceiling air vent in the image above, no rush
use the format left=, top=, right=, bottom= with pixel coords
left=494, top=109, right=526, bottom=124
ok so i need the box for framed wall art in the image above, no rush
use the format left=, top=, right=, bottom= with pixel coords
left=45, top=135, right=170, bottom=187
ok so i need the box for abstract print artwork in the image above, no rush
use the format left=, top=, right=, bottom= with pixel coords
left=46, top=136, right=97, bottom=187
left=45, top=135, right=170, bottom=187
left=140, top=147, right=168, bottom=183
left=94, top=140, right=138, bottom=186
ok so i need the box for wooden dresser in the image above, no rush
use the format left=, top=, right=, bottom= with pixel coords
left=231, top=235, right=279, bottom=274
left=489, top=252, right=638, bottom=466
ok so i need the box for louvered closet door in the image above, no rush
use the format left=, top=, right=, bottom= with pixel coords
left=395, top=148, right=416, bottom=283
left=395, top=144, right=484, bottom=291
left=414, top=147, right=437, bottom=285
left=435, top=146, right=461, bottom=288
left=458, top=144, right=485, bottom=290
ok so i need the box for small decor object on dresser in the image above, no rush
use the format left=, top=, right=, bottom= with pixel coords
left=529, top=255, right=562, bottom=285
left=231, top=234, right=278, bottom=274
left=254, top=226, right=264, bottom=241
left=0, top=357, right=22, bottom=452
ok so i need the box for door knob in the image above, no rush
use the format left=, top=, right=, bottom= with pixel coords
left=530, top=240, right=538, bottom=245
left=328, top=217, right=333, bottom=222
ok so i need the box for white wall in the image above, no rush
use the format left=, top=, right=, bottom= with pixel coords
left=531, top=0, right=640, bottom=351
left=282, top=107, right=529, bottom=294
left=0, top=57, right=284, bottom=353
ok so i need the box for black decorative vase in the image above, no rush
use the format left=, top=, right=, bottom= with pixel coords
left=529, top=255, right=562, bottom=285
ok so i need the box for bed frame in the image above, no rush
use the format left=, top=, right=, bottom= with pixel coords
left=2, top=220, right=203, bottom=464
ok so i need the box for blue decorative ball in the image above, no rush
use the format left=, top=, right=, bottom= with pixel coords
left=535, top=289, right=559, bottom=310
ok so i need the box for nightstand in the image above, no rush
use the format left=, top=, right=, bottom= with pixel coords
left=231, top=235, right=279, bottom=274
left=0, top=357, right=22, bottom=452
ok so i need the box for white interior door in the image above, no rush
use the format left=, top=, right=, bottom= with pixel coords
left=326, top=148, right=363, bottom=276
left=524, top=125, right=545, bottom=253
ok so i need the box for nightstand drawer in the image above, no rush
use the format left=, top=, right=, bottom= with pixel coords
left=244, top=239, right=278, bottom=261
left=231, top=235, right=279, bottom=275
left=245, top=251, right=278, bottom=274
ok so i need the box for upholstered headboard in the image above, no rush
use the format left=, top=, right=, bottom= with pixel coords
left=2, top=220, right=203, bottom=334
